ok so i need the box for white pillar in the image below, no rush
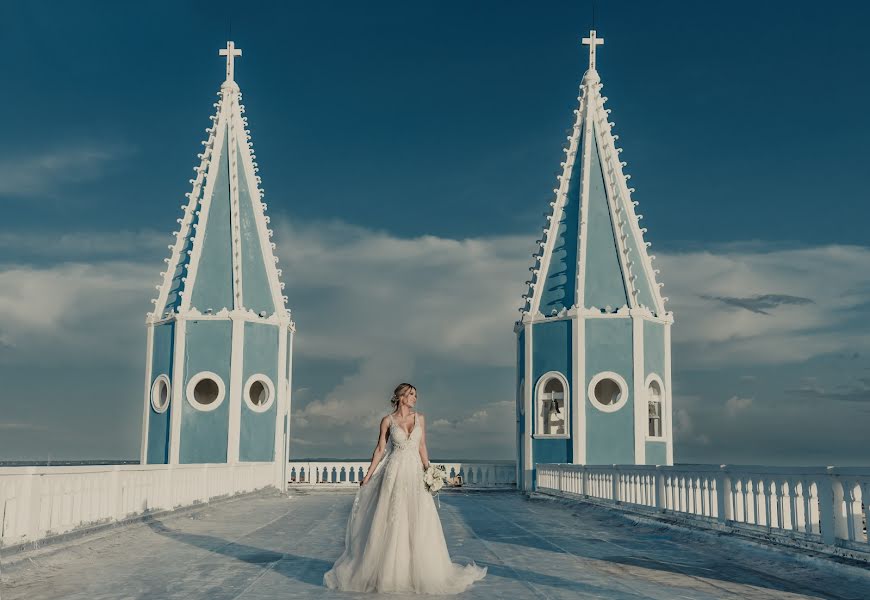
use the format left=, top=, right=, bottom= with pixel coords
left=523, top=321, right=534, bottom=491
left=572, top=315, right=586, bottom=464
left=283, top=327, right=295, bottom=491
left=169, top=318, right=187, bottom=464
left=273, top=322, right=288, bottom=490
left=227, top=315, right=245, bottom=464
left=631, top=312, right=645, bottom=465
left=663, top=320, right=674, bottom=465
left=140, top=323, right=155, bottom=463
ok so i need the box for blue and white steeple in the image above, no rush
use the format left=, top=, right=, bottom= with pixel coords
left=141, top=43, right=295, bottom=484
left=516, top=32, right=674, bottom=490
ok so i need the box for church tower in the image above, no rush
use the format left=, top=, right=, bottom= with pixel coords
left=516, top=32, right=673, bottom=490
left=140, top=43, right=295, bottom=482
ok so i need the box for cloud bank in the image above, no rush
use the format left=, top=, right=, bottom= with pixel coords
left=0, top=222, right=867, bottom=464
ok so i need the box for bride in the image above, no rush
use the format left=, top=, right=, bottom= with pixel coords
left=323, top=383, right=487, bottom=594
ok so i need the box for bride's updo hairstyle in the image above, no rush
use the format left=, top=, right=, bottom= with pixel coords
left=390, top=383, right=416, bottom=408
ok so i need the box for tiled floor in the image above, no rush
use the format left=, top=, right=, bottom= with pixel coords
left=2, top=489, right=868, bottom=599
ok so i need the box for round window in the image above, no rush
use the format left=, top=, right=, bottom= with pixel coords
left=151, top=375, right=171, bottom=413
left=244, top=374, right=275, bottom=412
left=588, top=372, right=628, bottom=413
left=186, top=371, right=226, bottom=411
left=594, top=378, right=622, bottom=405
left=194, top=378, right=220, bottom=405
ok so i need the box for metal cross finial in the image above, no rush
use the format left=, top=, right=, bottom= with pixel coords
left=582, top=30, right=604, bottom=70
left=219, top=41, right=243, bottom=83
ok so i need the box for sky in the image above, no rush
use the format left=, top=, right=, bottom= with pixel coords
left=0, top=1, right=868, bottom=465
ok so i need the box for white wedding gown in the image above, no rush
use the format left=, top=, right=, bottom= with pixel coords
left=324, top=413, right=487, bottom=594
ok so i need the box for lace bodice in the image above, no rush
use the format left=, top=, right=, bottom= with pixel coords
left=388, top=413, right=421, bottom=451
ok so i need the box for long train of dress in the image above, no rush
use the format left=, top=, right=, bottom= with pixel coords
left=324, top=413, right=486, bottom=594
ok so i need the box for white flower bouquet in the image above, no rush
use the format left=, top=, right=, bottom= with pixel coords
left=423, top=464, right=450, bottom=495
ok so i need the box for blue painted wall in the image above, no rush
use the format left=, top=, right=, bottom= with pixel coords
left=164, top=214, right=198, bottom=313
left=146, top=322, right=174, bottom=464
left=531, top=319, right=571, bottom=464
left=180, top=319, right=231, bottom=464
left=539, top=128, right=584, bottom=313
left=237, top=143, right=275, bottom=316
left=643, top=320, right=665, bottom=380
left=646, top=441, right=667, bottom=465
left=584, top=127, right=629, bottom=309
left=533, top=438, right=571, bottom=465
left=190, top=130, right=234, bottom=311
left=585, top=318, right=634, bottom=464
left=619, top=207, right=658, bottom=311
left=239, top=321, right=279, bottom=462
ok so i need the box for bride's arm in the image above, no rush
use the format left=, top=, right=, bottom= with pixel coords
left=417, top=414, right=431, bottom=470
left=360, top=416, right=390, bottom=486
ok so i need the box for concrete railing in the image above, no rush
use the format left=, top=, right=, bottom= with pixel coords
left=288, top=461, right=516, bottom=488
left=0, top=462, right=277, bottom=549
left=536, top=463, right=870, bottom=561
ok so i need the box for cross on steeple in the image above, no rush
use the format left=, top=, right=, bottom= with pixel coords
left=219, top=41, right=243, bottom=83
left=582, top=30, right=604, bottom=70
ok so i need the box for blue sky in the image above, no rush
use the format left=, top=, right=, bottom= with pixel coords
left=0, top=1, right=868, bottom=464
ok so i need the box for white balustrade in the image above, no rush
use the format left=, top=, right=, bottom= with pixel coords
left=0, top=462, right=276, bottom=549
left=287, top=461, right=516, bottom=488
left=536, top=463, right=870, bottom=560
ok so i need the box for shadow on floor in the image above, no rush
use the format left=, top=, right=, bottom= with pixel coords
left=443, top=493, right=864, bottom=600
left=146, top=519, right=332, bottom=587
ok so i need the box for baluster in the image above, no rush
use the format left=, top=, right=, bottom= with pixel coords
left=776, top=479, right=787, bottom=530
left=760, top=479, right=771, bottom=528
left=844, top=480, right=857, bottom=542
left=800, top=479, right=811, bottom=534
left=746, top=478, right=755, bottom=524
left=862, top=480, right=870, bottom=545
left=788, top=479, right=799, bottom=532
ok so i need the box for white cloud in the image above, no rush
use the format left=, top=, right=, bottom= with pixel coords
left=0, top=261, right=156, bottom=366
left=672, top=402, right=711, bottom=447
left=0, top=144, right=134, bottom=198
left=1, top=220, right=868, bottom=462
left=660, top=245, right=870, bottom=367
left=724, top=395, right=753, bottom=417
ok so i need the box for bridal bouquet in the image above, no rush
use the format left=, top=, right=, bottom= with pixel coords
left=423, top=464, right=449, bottom=494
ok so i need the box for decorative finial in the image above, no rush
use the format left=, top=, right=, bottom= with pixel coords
left=581, top=30, right=604, bottom=70
left=219, top=41, right=243, bottom=83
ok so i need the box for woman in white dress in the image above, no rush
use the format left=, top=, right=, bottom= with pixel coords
left=324, top=383, right=487, bottom=594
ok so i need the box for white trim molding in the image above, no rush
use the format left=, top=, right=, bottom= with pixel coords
left=150, top=374, right=172, bottom=414
left=522, top=322, right=533, bottom=490
left=532, top=370, right=571, bottom=440
left=186, top=371, right=227, bottom=412
left=587, top=371, right=629, bottom=413
left=243, top=373, right=276, bottom=413
left=140, top=324, right=155, bottom=462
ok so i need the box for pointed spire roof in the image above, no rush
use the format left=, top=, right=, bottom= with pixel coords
left=148, top=42, right=290, bottom=323
left=521, top=31, right=669, bottom=320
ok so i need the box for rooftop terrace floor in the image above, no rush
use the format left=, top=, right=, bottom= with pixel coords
left=3, top=489, right=869, bottom=600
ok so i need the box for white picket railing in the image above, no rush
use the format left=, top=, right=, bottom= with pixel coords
left=0, top=462, right=277, bottom=549
left=288, top=461, right=516, bottom=488
left=536, top=463, right=870, bottom=560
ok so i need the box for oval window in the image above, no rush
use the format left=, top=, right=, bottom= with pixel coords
left=151, top=375, right=171, bottom=413
left=244, top=375, right=275, bottom=412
